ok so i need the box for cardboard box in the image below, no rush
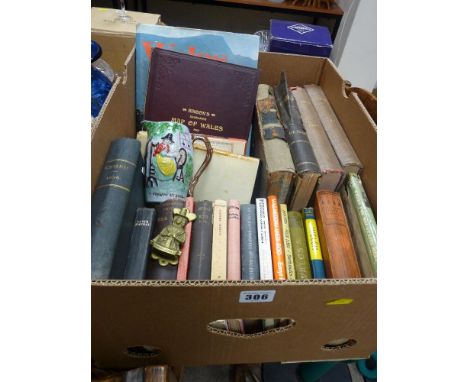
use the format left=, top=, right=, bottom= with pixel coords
left=91, top=7, right=161, bottom=36
left=269, top=19, right=333, bottom=58
left=91, top=52, right=377, bottom=369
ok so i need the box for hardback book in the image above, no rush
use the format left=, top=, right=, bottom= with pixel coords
left=240, top=204, right=260, bottom=280
left=254, top=84, right=295, bottom=204
left=305, top=84, right=362, bottom=174
left=211, top=200, right=228, bottom=280
left=256, top=198, right=274, bottom=280
left=136, top=24, right=259, bottom=122
left=176, top=197, right=194, bottom=280
left=192, top=146, right=259, bottom=204
left=137, top=129, right=247, bottom=156
left=288, top=211, right=313, bottom=279
left=267, top=195, right=287, bottom=280
left=303, top=207, right=326, bottom=279
left=146, top=198, right=186, bottom=280
left=188, top=200, right=213, bottom=280
left=340, top=187, right=374, bottom=278
left=145, top=48, right=259, bottom=141
left=123, top=208, right=157, bottom=280
left=274, top=72, right=321, bottom=211
left=291, top=86, right=344, bottom=192
left=314, top=191, right=362, bottom=278
left=347, top=173, right=377, bottom=276
left=280, top=204, right=296, bottom=279
left=91, top=138, right=145, bottom=280
left=227, top=200, right=241, bottom=280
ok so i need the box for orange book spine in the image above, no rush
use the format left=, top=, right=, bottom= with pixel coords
left=267, top=195, right=287, bottom=280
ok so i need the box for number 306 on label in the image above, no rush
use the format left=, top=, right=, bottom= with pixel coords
left=239, top=290, right=276, bottom=303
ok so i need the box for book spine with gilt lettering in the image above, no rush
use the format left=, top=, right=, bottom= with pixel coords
left=280, top=204, right=296, bottom=279
left=91, top=138, right=144, bottom=280
left=188, top=200, right=213, bottom=280
left=314, top=191, right=362, bottom=278
left=240, top=204, right=260, bottom=280
left=123, top=208, right=156, bottom=280
left=288, top=211, right=312, bottom=279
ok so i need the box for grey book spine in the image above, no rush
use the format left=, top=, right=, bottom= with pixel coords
left=123, top=208, right=157, bottom=280
left=91, top=138, right=144, bottom=280
left=146, top=199, right=185, bottom=280
left=188, top=200, right=213, bottom=280
left=274, top=72, right=320, bottom=175
left=240, top=204, right=260, bottom=280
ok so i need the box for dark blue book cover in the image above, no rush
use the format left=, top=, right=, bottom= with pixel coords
left=91, top=138, right=145, bottom=280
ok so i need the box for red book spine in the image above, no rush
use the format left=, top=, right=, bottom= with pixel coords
left=176, top=197, right=194, bottom=280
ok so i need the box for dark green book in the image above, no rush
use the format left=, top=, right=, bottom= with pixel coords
left=91, top=138, right=144, bottom=280
left=188, top=200, right=213, bottom=280
left=288, top=211, right=312, bottom=279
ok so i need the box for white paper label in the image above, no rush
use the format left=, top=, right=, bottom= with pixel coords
left=239, top=290, right=276, bottom=303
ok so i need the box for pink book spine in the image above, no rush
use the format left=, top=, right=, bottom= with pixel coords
left=176, top=197, right=194, bottom=280
left=227, top=200, right=241, bottom=280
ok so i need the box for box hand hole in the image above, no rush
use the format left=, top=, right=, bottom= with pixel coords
left=321, top=338, right=357, bottom=351
left=125, top=345, right=161, bottom=358
left=207, top=318, right=295, bottom=337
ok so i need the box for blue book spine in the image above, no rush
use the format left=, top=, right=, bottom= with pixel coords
left=91, top=138, right=144, bottom=280
left=240, top=204, right=260, bottom=280
left=123, top=208, right=156, bottom=280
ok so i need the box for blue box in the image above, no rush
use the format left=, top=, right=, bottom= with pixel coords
left=269, top=19, right=333, bottom=57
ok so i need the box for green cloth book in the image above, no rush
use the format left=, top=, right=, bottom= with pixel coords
left=347, top=173, right=377, bottom=276
left=288, top=211, right=312, bottom=279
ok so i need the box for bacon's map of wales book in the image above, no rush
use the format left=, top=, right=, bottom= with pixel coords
left=136, top=24, right=260, bottom=123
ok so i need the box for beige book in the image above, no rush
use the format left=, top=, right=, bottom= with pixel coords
left=211, top=200, right=228, bottom=280
left=193, top=147, right=259, bottom=204
left=340, top=188, right=374, bottom=277
left=291, top=87, right=344, bottom=191
left=136, top=130, right=148, bottom=158
left=91, top=7, right=161, bottom=36
left=305, top=84, right=362, bottom=174
left=254, top=84, right=296, bottom=204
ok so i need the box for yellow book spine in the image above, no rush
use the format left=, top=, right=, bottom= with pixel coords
left=303, top=207, right=326, bottom=279
left=280, top=204, right=296, bottom=280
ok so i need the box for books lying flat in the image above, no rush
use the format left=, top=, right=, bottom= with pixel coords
left=254, top=84, right=295, bottom=204
left=136, top=24, right=259, bottom=122
left=291, top=86, right=344, bottom=191
left=192, top=147, right=259, bottom=204
left=145, top=48, right=259, bottom=141
left=305, top=84, right=362, bottom=174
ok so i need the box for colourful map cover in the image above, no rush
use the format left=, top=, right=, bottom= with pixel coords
left=136, top=24, right=260, bottom=123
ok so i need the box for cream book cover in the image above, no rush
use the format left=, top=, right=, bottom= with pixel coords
left=211, top=200, right=227, bottom=281
left=193, top=147, right=259, bottom=204
left=92, top=7, right=161, bottom=36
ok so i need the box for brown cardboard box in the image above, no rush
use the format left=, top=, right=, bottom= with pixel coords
left=91, top=52, right=377, bottom=369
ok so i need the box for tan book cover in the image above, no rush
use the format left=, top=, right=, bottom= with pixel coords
left=91, top=7, right=161, bottom=36
left=305, top=84, right=362, bottom=174
left=280, top=204, right=296, bottom=279
left=314, top=191, right=361, bottom=278
left=291, top=86, right=344, bottom=192
left=254, top=84, right=295, bottom=204
left=193, top=147, right=259, bottom=204
left=211, top=200, right=227, bottom=280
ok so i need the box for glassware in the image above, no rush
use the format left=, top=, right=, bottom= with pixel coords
left=91, top=41, right=114, bottom=119
left=115, top=0, right=132, bottom=23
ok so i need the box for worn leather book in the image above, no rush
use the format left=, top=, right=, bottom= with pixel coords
left=267, top=195, right=287, bottom=280
left=314, top=191, right=362, bottom=278
left=340, top=187, right=374, bottom=278
left=280, top=204, right=296, bottom=279
left=256, top=198, right=273, bottom=280
left=347, top=173, right=377, bottom=276
left=188, top=200, right=213, bottom=280
left=145, top=48, right=259, bottom=141
left=211, top=200, right=228, bottom=280
left=91, top=138, right=145, bottom=280
left=274, top=73, right=320, bottom=211
left=288, top=211, right=312, bottom=279
left=305, top=84, right=362, bottom=174
left=291, top=86, right=344, bottom=192
left=254, top=84, right=295, bottom=204
left=176, top=197, right=194, bottom=280
left=146, top=198, right=185, bottom=280
left=123, top=208, right=156, bottom=279
left=240, top=204, right=260, bottom=280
